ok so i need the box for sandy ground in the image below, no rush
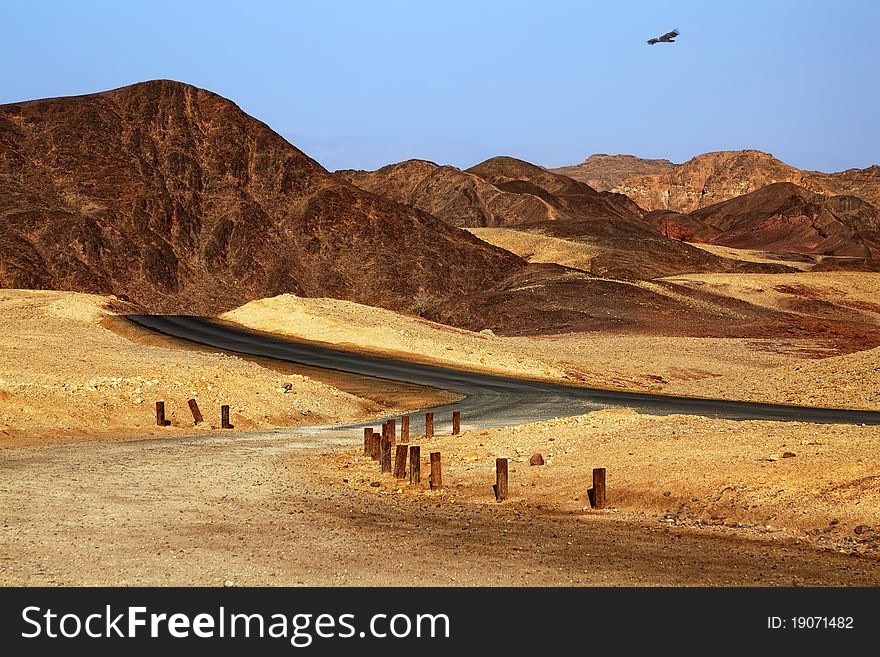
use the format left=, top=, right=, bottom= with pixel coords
left=336, top=410, right=880, bottom=546
left=467, top=227, right=599, bottom=271
left=1, top=278, right=879, bottom=586
left=2, top=415, right=879, bottom=586
left=0, top=290, right=451, bottom=443
left=665, top=272, right=880, bottom=318
left=688, top=243, right=816, bottom=270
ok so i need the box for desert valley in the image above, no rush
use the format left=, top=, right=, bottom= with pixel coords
left=2, top=80, right=880, bottom=586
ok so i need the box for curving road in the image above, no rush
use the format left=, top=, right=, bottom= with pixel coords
left=127, top=315, right=880, bottom=432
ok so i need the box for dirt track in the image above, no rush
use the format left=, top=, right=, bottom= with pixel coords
left=2, top=429, right=879, bottom=586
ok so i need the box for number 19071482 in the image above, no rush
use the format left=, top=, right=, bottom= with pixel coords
left=768, top=616, right=854, bottom=629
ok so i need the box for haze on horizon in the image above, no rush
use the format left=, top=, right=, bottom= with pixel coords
left=1, top=0, right=878, bottom=173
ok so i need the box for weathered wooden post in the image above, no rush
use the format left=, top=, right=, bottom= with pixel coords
left=452, top=411, right=461, bottom=435
left=425, top=412, right=434, bottom=439
left=221, top=405, right=233, bottom=429
left=409, top=445, right=420, bottom=484
left=430, top=452, right=442, bottom=490
left=394, top=445, right=408, bottom=479
left=381, top=436, right=392, bottom=474
left=592, top=467, right=606, bottom=509
left=370, top=430, right=381, bottom=460
left=363, top=427, right=373, bottom=456
left=401, top=415, right=410, bottom=444
left=156, top=401, right=168, bottom=427
left=388, top=418, right=396, bottom=441
left=187, top=399, right=203, bottom=425
left=493, top=457, right=508, bottom=502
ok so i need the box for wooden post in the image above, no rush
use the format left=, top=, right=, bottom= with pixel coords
left=370, top=430, right=381, bottom=460
left=187, top=399, right=203, bottom=425
left=425, top=412, right=434, bottom=439
left=363, top=427, right=373, bottom=456
left=494, top=458, right=508, bottom=502
left=388, top=418, right=396, bottom=441
left=452, top=411, right=461, bottom=435
left=401, top=415, right=410, bottom=444
left=409, top=445, right=420, bottom=484
left=381, top=436, right=392, bottom=474
left=155, top=401, right=167, bottom=427
left=592, top=467, right=606, bottom=509
left=221, top=404, right=233, bottom=429
left=430, top=452, right=442, bottom=490
left=394, top=445, right=408, bottom=479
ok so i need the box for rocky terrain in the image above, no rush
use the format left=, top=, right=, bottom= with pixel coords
left=0, top=81, right=524, bottom=317
left=646, top=182, right=880, bottom=257
left=612, top=149, right=880, bottom=213
left=551, top=153, right=676, bottom=191
left=342, top=156, right=797, bottom=280
left=338, top=159, right=557, bottom=228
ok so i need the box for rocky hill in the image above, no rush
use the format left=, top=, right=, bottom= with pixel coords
left=338, top=159, right=556, bottom=228
left=645, top=182, right=880, bottom=257
left=551, top=154, right=676, bottom=191
left=0, top=80, right=524, bottom=316
left=613, top=150, right=880, bottom=213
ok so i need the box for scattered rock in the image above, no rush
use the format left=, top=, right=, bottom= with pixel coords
left=782, top=451, right=797, bottom=458
left=223, top=579, right=235, bottom=587
left=830, top=519, right=840, bottom=525
left=370, top=482, right=381, bottom=488
left=663, top=491, right=671, bottom=497
left=529, top=453, right=545, bottom=466
left=854, top=525, right=872, bottom=535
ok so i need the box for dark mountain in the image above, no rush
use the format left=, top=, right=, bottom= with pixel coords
left=0, top=80, right=523, bottom=315
left=645, top=182, right=880, bottom=257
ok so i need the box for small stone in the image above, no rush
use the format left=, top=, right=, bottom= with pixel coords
left=830, top=518, right=840, bottom=525
left=529, top=453, right=544, bottom=466
left=768, top=454, right=780, bottom=461
left=282, top=382, right=293, bottom=391
left=370, top=482, right=381, bottom=488
left=663, top=491, right=671, bottom=497
left=782, top=451, right=797, bottom=458
left=223, top=579, right=234, bottom=587
left=854, top=525, right=872, bottom=535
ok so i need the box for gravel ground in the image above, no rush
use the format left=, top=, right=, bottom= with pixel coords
left=2, top=418, right=879, bottom=587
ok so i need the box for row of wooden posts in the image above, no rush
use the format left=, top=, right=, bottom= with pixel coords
left=362, top=410, right=606, bottom=508
left=363, top=411, right=458, bottom=491
left=155, top=400, right=233, bottom=429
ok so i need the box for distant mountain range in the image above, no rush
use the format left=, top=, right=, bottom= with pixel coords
left=554, top=150, right=880, bottom=213
left=2, top=81, right=878, bottom=339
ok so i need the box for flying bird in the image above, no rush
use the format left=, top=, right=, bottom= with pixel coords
left=647, top=29, right=680, bottom=45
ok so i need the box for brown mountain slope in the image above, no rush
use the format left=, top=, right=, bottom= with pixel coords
left=465, top=156, right=645, bottom=220
left=614, top=150, right=880, bottom=213
left=343, top=156, right=796, bottom=279
left=0, top=80, right=525, bottom=316
left=551, top=154, right=676, bottom=191
left=337, top=159, right=556, bottom=227
left=644, top=182, right=880, bottom=257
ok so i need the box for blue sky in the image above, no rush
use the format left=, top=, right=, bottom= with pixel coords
left=1, top=0, right=878, bottom=172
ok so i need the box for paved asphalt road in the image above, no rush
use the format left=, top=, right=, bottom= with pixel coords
left=128, top=315, right=880, bottom=433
